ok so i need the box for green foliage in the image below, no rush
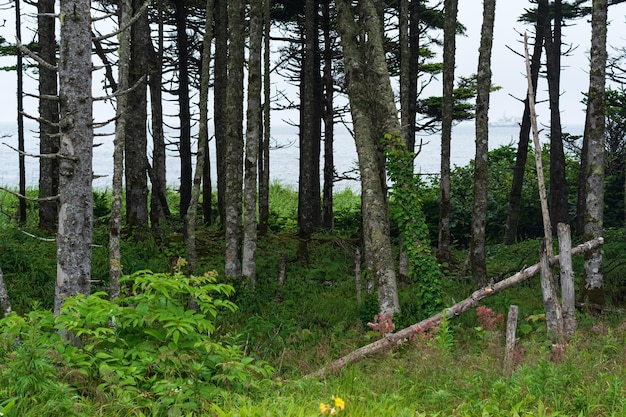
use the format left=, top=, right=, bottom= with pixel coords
left=384, top=133, right=443, bottom=319
left=0, top=270, right=273, bottom=416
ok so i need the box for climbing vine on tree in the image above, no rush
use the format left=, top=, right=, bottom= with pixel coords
left=384, top=133, right=444, bottom=319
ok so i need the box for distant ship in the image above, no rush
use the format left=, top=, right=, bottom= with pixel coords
left=490, top=115, right=523, bottom=127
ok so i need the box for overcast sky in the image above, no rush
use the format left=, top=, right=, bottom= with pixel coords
left=0, top=1, right=625, bottom=126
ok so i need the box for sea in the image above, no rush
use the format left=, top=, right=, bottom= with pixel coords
left=0, top=120, right=584, bottom=191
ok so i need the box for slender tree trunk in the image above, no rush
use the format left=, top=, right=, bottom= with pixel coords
left=582, top=0, right=607, bottom=305
left=470, top=0, right=496, bottom=286
left=545, top=0, right=569, bottom=228
left=37, top=0, right=59, bottom=230
left=437, top=0, right=458, bottom=263
left=174, top=0, right=192, bottom=221
left=298, top=0, right=322, bottom=263
left=504, top=13, right=545, bottom=245
left=322, top=0, right=335, bottom=230
left=149, top=0, right=170, bottom=229
left=125, top=0, right=150, bottom=230
left=258, top=0, right=271, bottom=236
left=336, top=0, right=400, bottom=314
left=55, top=0, right=93, bottom=314
left=224, top=0, right=245, bottom=277
left=242, top=0, right=262, bottom=284
left=0, top=266, right=11, bottom=317
left=16, top=0, right=26, bottom=224
left=110, top=0, right=131, bottom=300
left=186, top=0, right=214, bottom=276
left=214, top=0, right=228, bottom=225
left=407, top=0, right=420, bottom=153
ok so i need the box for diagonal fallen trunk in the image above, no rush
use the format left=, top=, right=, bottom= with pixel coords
left=307, top=237, right=604, bottom=379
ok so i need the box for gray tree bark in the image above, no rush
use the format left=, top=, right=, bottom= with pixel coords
left=224, top=0, right=245, bottom=277
left=0, top=266, right=12, bottom=317
left=125, top=0, right=150, bottom=230
left=109, top=0, right=132, bottom=300
left=37, top=0, right=59, bottom=231
left=336, top=0, right=400, bottom=314
left=437, top=0, right=458, bottom=263
left=258, top=0, right=271, bottom=236
left=243, top=0, right=263, bottom=284
left=558, top=223, right=576, bottom=339
left=322, top=0, right=335, bottom=230
left=214, top=0, right=228, bottom=225
left=55, top=0, right=93, bottom=314
left=582, top=0, right=607, bottom=305
left=470, top=0, right=496, bottom=286
left=185, top=0, right=214, bottom=276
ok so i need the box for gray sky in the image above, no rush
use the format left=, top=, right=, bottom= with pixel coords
left=0, top=1, right=625, bottom=126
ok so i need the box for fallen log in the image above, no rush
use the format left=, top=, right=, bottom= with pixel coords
left=307, top=237, right=604, bottom=379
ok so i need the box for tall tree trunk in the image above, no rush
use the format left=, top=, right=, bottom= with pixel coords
left=258, top=0, right=271, bottom=236
left=437, top=0, right=457, bottom=263
left=214, top=0, right=228, bottom=225
left=16, top=0, right=26, bottom=224
left=37, top=0, right=59, bottom=230
left=322, top=0, right=335, bottom=230
left=174, top=0, right=192, bottom=221
left=125, top=0, right=150, bottom=230
left=110, top=0, right=131, bottom=300
left=243, top=0, right=263, bottom=284
left=470, top=0, right=496, bottom=286
left=149, top=0, right=170, bottom=229
left=545, top=0, right=569, bottom=228
left=224, top=0, right=245, bottom=277
left=504, top=9, right=545, bottom=245
left=55, top=0, right=93, bottom=314
left=336, top=0, right=400, bottom=314
left=582, top=0, right=607, bottom=305
left=407, top=0, right=420, bottom=153
left=298, top=0, right=322, bottom=263
left=186, top=0, right=214, bottom=276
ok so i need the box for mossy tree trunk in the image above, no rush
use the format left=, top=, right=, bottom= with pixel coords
left=55, top=0, right=93, bottom=314
left=470, top=0, right=496, bottom=286
left=336, top=0, right=400, bottom=314
left=582, top=0, right=607, bottom=305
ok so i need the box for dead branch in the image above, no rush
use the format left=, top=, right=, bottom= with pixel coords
left=20, top=229, right=56, bottom=242
left=307, top=237, right=604, bottom=379
left=93, top=74, right=147, bottom=101
left=92, top=0, right=151, bottom=42
left=2, top=142, right=63, bottom=160
left=16, top=38, right=57, bottom=71
left=0, top=186, right=59, bottom=202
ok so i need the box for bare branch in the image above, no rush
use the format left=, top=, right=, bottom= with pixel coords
left=2, top=142, right=76, bottom=161
left=0, top=186, right=59, bottom=202
left=16, top=38, right=57, bottom=71
left=93, top=74, right=147, bottom=101
left=92, top=0, right=151, bottom=42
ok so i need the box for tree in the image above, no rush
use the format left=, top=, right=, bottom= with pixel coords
left=470, top=0, right=496, bottom=286
left=581, top=0, right=607, bottom=305
left=125, top=0, right=150, bottom=230
left=321, top=0, right=335, bottom=230
left=437, top=0, right=458, bottom=263
left=224, top=0, right=245, bottom=278
left=243, top=0, right=263, bottom=283
left=336, top=0, right=400, bottom=314
left=298, top=0, right=322, bottom=263
left=504, top=1, right=546, bottom=245
left=214, top=0, right=228, bottom=225
left=55, top=0, right=94, bottom=314
left=37, top=0, right=59, bottom=231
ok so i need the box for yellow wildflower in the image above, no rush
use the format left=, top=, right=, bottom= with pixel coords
left=320, top=403, right=330, bottom=414
left=334, top=397, right=345, bottom=410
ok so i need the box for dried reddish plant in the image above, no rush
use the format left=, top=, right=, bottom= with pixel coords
left=476, top=306, right=504, bottom=331
left=367, top=312, right=395, bottom=336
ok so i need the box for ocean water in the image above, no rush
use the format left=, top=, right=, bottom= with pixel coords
left=0, top=120, right=584, bottom=190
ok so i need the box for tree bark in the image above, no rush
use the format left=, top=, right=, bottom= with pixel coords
left=37, top=0, right=59, bottom=231
left=503, top=304, right=519, bottom=376
left=298, top=0, right=322, bottom=263
left=109, top=0, right=131, bottom=300
left=336, top=0, right=400, bottom=314
left=582, top=0, right=607, bottom=305
left=185, top=0, right=214, bottom=276
left=224, top=0, right=245, bottom=278
left=470, top=0, right=496, bottom=286
left=308, top=237, right=604, bottom=378
left=258, top=0, right=271, bottom=236
left=214, top=0, right=228, bottom=225
left=322, top=0, right=335, bottom=230
left=437, top=0, right=458, bottom=263
left=125, top=0, right=150, bottom=230
left=558, top=222, right=576, bottom=339
left=55, top=0, right=93, bottom=314
left=545, top=0, right=569, bottom=229
left=0, top=266, right=12, bottom=317
left=242, top=0, right=262, bottom=284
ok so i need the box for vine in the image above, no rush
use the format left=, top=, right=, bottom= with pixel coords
left=384, top=133, right=444, bottom=318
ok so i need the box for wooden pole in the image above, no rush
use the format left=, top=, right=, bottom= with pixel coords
left=558, top=223, right=576, bottom=339
left=503, top=304, right=519, bottom=376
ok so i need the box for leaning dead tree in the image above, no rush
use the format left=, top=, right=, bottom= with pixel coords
left=307, top=237, right=603, bottom=379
